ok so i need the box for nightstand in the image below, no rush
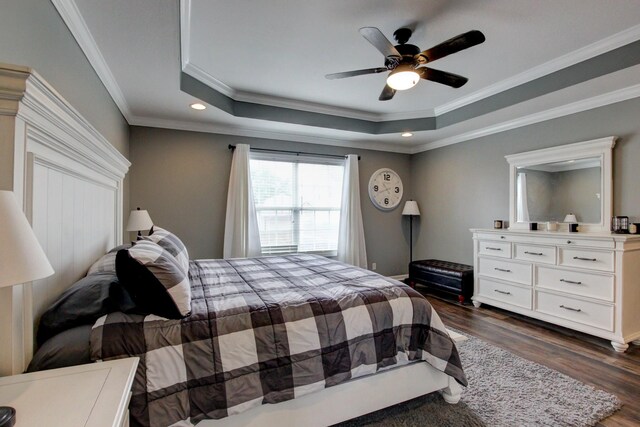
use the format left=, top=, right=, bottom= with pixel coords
left=0, top=358, right=138, bottom=427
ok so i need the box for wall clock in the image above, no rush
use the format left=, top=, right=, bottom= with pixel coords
left=368, top=168, right=403, bottom=211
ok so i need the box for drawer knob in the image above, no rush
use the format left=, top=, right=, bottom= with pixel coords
left=560, top=304, right=582, bottom=312
left=567, top=240, right=572, bottom=244
left=494, top=267, right=511, bottom=273
left=524, top=251, right=543, bottom=256
left=560, top=279, right=583, bottom=285
left=500, top=236, right=506, bottom=239
left=494, top=289, right=511, bottom=295
left=573, top=256, right=597, bottom=262
left=486, top=247, right=502, bottom=251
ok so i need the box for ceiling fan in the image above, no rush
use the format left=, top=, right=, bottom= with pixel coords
left=325, top=27, right=485, bottom=101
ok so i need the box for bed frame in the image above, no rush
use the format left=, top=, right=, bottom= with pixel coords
left=0, top=63, right=461, bottom=425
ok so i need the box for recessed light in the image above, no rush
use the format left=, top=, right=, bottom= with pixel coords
left=190, top=102, right=206, bottom=111
left=401, top=132, right=413, bottom=138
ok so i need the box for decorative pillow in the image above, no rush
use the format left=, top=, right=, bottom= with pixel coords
left=116, top=240, right=191, bottom=319
left=27, top=325, right=92, bottom=372
left=87, top=244, right=132, bottom=275
left=37, top=272, right=136, bottom=345
left=140, top=226, right=189, bottom=274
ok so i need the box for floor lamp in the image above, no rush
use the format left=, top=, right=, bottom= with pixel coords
left=0, top=190, right=54, bottom=424
left=402, top=200, right=421, bottom=263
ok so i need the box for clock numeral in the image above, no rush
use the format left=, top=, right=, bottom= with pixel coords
left=373, top=185, right=378, bottom=192
left=383, top=173, right=391, bottom=181
left=384, top=198, right=389, bottom=205
left=394, top=187, right=399, bottom=193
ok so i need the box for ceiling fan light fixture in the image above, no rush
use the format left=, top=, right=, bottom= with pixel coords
left=387, top=65, right=420, bottom=91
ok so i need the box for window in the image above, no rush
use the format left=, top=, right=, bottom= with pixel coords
left=250, top=153, right=344, bottom=255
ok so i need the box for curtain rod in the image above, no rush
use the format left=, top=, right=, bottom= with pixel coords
left=228, top=145, right=360, bottom=160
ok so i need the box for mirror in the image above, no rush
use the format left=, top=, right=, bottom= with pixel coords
left=506, top=137, right=616, bottom=233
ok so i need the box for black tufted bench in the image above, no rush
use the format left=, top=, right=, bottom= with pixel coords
left=408, top=259, right=474, bottom=303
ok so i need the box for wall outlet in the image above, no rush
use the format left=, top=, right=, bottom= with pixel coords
left=371, top=262, right=377, bottom=271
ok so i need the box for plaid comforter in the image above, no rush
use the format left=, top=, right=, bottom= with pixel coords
left=91, top=254, right=467, bottom=427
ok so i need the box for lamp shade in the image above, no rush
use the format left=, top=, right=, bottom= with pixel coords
left=0, top=191, right=54, bottom=288
left=126, top=208, right=153, bottom=232
left=402, top=200, right=421, bottom=216
left=563, top=213, right=577, bottom=223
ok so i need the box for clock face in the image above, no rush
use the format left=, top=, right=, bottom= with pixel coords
left=368, top=168, right=403, bottom=211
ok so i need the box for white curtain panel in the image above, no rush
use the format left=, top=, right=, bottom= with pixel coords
left=517, top=172, right=530, bottom=222
left=337, top=155, right=368, bottom=268
left=223, top=144, right=262, bottom=258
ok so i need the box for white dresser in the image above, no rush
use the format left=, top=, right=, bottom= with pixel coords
left=471, top=229, right=640, bottom=352
left=0, top=358, right=138, bottom=427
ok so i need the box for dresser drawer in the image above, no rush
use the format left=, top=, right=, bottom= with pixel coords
left=478, top=257, right=531, bottom=285
left=536, top=266, right=614, bottom=302
left=536, top=291, right=614, bottom=331
left=561, top=238, right=615, bottom=249
left=514, top=244, right=556, bottom=265
left=479, top=240, right=512, bottom=258
left=478, top=278, right=532, bottom=309
left=558, top=248, right=614, bottom=272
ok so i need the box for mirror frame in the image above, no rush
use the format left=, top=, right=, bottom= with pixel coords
left=505, top=136, right=616, bottom=233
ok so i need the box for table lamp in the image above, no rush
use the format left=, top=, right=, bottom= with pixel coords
left=126, top=207, right=153, bottom=237
left=0, top=190, right=55, bottom=426
left=402, top=200, right=421, bottom=263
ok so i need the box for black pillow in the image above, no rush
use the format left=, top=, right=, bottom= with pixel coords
left=36, top=272, right=136, bottom=346
left=27, top=325, right=92, bottom=372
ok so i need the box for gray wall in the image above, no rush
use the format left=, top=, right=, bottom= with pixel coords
left=0, top=0, right=130, bottom=232
left=129, top=127, right=413, bottom=276
left=411, top=97, right=640, bottom=265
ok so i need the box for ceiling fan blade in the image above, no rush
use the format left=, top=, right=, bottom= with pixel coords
left=379, top=84, right=396, bottom=101
left=416, top=30, right=485, bottom=63
left=359, top=27, right=402, bottom=59
left=418, top=67, right=468, bottom=88
left=325, top=67, right=388, bottom=80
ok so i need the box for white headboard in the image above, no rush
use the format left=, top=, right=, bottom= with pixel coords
left=0, top=63, right=130, bottom=374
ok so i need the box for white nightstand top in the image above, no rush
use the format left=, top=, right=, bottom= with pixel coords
left=0, top=358, right=138, bottom=427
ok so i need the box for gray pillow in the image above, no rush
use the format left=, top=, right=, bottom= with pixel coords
left=36, top=272, right=136, bottom=345
left=27, top=325, right=92, bottom=372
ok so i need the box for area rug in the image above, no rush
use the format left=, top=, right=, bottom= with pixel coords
left=336, top=331, right=621, bottom=427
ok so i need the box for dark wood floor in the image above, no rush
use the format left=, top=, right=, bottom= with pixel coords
left=421, top=292, right=640, bottom=427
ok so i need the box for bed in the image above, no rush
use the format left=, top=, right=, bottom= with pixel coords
left=1, top=64, right=466, bottom=427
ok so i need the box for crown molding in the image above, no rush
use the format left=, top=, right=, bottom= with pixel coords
left=51, top=0, right=132, bottom=120
left=17, top=68, right=130, bottom=178
left=411, top=83, right=640, bottom=154
left=435, top=23, right=640, bottom=116
left=128, top=114, right=414, bottom=154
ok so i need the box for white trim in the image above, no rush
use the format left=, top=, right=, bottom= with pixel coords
left=128, top=115, right=416, bottom=154
left=179, top=0, right=191, bottom=71
left=389, top=274, right=409, bottom=281
left=410, top=83, right=640, bottom=154
left=51, top=0, right=132, bottom=120
left=19, top=70, right=131, bottom=178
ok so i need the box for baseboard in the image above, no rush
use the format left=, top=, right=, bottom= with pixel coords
left=388, top=274, right=408, bottom=281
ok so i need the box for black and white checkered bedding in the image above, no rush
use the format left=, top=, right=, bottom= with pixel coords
left=91, top=254, right=467, bottom=427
